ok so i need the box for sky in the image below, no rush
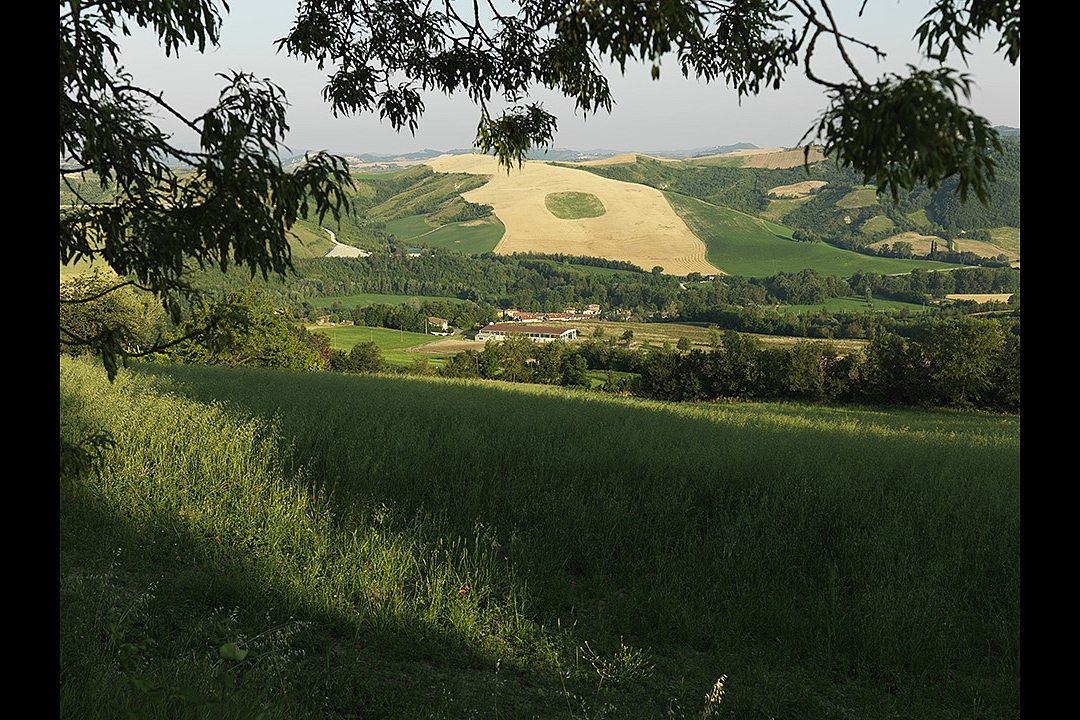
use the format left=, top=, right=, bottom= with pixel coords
left=116, top=1, right=1020, bottom=156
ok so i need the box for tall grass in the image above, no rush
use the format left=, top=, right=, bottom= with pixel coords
left=61, top=358, right=1019, bottom=718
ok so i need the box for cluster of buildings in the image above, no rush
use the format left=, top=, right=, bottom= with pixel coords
left=474, top=305, right=601, bottom=344
left=500, top=305, right=601, bottom=322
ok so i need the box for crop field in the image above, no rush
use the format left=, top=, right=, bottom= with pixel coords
left=767, top=179, right=829, bottom=198
left=428, top=154, right=720, bottom=276
left=666, top=193, right=964, bottom=277
left=61, top=358, right=1020, bottom=719
left=954, top=235, right=1020, bottom=262
left=731, top=146, right=826, bottom=168
left=867, top=231, right=948, bottom=257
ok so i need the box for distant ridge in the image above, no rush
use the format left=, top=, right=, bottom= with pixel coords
left=283, top=143, right=765, bottom=169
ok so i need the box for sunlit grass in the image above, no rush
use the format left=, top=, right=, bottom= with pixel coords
left=61, top=358, right=1020, bottom=719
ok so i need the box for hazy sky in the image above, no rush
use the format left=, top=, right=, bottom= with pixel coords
left=116, top=1, right=1020, bottom=155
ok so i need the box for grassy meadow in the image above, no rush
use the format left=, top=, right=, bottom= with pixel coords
left=384, top=215, right=505, bottom=254
left=545, top=192, right=607, bottom=219
left=307, top=324, right=450, bottom=367
left=61, top=357, right=1019, bottom=719
left=664, top=193, right=963, bottom=277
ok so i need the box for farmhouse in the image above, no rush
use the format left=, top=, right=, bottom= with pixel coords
left=475, top=323, right=578, bottom=343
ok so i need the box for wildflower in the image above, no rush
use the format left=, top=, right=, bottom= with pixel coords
left=175, top=555, right=181, bottom=561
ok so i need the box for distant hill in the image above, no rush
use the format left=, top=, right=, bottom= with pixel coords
left=70, top=140, right=1018, bottom=278
left=284, top=143, right=767, bottom=169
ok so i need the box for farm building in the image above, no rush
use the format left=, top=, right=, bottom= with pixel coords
left=475, top=323, right=578, bottom=343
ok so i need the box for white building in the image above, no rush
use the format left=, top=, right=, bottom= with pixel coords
left=475, top=323, right=578, bottom=343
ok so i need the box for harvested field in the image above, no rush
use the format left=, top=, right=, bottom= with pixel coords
left=945, top=293, right=1015, bottom=303
left=868, top=232, right=1021, bottom=263
left=738, top=147, right=825, bottom=168
left=868, top=232, right=943, bottom=256
left=769, top=180, right=828, bottom=198
left=577, top=152, right=640, bottom=166
left=954, top=237, right=1020, bottom=262
left=426, top=154, right=720, bottom=276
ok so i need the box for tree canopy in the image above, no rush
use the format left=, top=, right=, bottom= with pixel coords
left=61, top=0, right=352, bottom=375
left=60, top=0, right=1019, bottom=375
left=280, top=0, right=1018, bottom=198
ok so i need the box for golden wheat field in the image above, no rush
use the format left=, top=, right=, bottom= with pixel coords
left=426, top=154, right=721, bottom=276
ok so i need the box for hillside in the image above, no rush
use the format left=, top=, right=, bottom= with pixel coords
left=427, top=154, right=721, bottom=276
left=64, top=141, right=1019, bottom=279
left=62, top=358, right=1020, bottom=719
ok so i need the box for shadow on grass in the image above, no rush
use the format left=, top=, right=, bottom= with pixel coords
left=61, top=359, right=1021, bottom=719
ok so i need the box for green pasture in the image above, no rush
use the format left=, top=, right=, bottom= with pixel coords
left=309, top=324, right=451, bottom=367
left=666, top=193, right=964, bottom=277
left=385, top=214, right=504, bottom=254
left=544, top=191, right=606, bottom=219
left=61, top=358, right=1020, bottom=719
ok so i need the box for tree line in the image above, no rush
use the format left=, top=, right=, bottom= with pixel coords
left=432, top=319, right=1019, bottom=413
left=62, top=276, right=1018, bottom=413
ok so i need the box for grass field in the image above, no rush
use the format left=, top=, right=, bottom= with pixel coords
left=287, top=220, right=337, bottom=258
left=61, top=358, right=1020, bottom=719
left=665, top=193, right=965, bottom=277
left=306, top=324, right=452, bottom=367
left=384, top=214, right=505, bottom=254
left=544, top=191, right=606, bottom=219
